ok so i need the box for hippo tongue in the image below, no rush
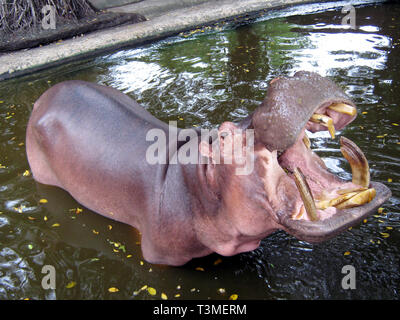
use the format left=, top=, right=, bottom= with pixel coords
left=251, top=71, right=356, bottom=152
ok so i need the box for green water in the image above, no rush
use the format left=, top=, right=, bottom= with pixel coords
left=0, top=2, right=399, bottom=299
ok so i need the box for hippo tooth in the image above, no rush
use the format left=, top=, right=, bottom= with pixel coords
left=293, top=167, right=318, bottom=221
left=340, top=136, right=370, bottom=188
left=310, top=113, right=336, bottom=139
left=303, top=134, right=311, bottom=149
left=335, top=188, right=376, bottom=209
left=316, top=191, right=360, bottom=210
left=328, top=103, right=357, bottom=116
left=316, top=187, right=375, bottom=210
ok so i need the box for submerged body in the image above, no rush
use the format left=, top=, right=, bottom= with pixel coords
left=26, top=72, right=391, bottom=265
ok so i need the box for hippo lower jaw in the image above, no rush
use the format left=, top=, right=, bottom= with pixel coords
left=274, top=102, right=391, bottom=243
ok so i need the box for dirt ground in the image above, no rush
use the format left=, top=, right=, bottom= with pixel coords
left=0, top=11, right=146, bottom=53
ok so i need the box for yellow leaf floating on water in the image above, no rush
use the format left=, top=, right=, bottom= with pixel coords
left=51, top=223, right=60, bottom=227
left=378, top=207, right=384, bottom=214
left=92, top=229, right=99, bottom=235
left=14, top=205, right=25, bottom=213
left=39, top=199, right=48, bottom=204
left=108, top=287, right=119, bottom=293
left=66, top=281, right=76, bottom=289
left=380, top=232, right=390, bottom=238
left=387, top=178, right=392, bottom=183
left=229, top=294, right=238, bottom=300
left=23, top=170, right=30, bottom=176
left=147, top=287, right=156, bottom=296
left=195, top=267, right=204, bottom=272
left=344, top=251, right=351, bottom=256
left=214, top=258, right=222, bottom=266
left=161, top=293, right=168, bottom=300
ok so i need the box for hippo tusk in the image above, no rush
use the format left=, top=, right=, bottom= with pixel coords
left=303, top=134, right=311, bottom=149
left=340, top=136, right=370, bottom=188
left=316, top=188, right=376, bottom=210
left=310, top=114, right=336, bottom=139
left=329, top=103, right=357, bottom=116
left=335, top=188, right=376, bottom=209
left=293, top=167, right=318, bottom=221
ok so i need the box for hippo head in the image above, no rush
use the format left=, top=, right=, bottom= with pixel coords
left=198, top=71, right=391, bottom=253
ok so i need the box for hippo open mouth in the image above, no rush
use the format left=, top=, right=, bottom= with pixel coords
left=251, top=71, right=391, bottom=243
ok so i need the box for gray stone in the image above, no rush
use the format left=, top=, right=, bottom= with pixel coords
left=88, top=0, right=144, bottom=10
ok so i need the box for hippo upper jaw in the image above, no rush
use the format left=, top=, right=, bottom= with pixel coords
left=250, top=71, right=391, bottom=243
left=252, top=71, right=357, bottom=153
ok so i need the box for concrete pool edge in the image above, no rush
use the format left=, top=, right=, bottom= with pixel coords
left=0, top=0, right=385, bottom=82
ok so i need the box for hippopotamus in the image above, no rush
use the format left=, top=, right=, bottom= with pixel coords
left=26, top=71, right=391, bottom=266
